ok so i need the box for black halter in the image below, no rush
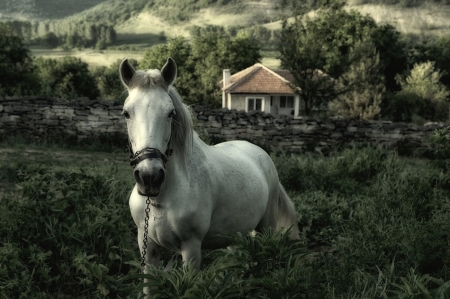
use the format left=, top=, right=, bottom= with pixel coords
left=127, top=140, right=173, bottom=168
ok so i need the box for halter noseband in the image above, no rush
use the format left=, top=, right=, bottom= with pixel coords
left=128, top=141, right=173, bottom=168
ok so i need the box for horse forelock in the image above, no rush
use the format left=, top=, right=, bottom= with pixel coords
left=127, top=70, right=169, bottom=90
left=126, top=69, right=193, bottom=165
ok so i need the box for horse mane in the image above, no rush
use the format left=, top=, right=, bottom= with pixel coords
left=127, top=69, right=194, bottom=165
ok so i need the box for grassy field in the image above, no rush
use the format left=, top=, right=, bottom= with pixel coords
left=30, top=48, right=144, bottom=68
left=1, top=132, right=449, bottom=298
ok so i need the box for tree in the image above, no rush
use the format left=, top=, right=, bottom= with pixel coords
left=330, top=40, right=385, bottom=120
left=139, top=36, right=194, bottom=103
left=0, top=23, right=39, bottom=96
left=385, top=61, right=450, bottom=122
left=140, top=27, right=261, bottom=106
left=35, top=56, right=100, bottom=100
left=41, top=32, right=59, bottom=48
left=398, top=61, right=449, bottom=103
left=369, top=24, right=408, bottom=92
left=190, top=25, right=261, bottom=106
left=94, top=58, right=138, bottom=102
left=279, top=7, right=405, bottom=115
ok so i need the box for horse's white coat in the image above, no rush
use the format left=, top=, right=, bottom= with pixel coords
left=120, top=58, right=299, bottom=295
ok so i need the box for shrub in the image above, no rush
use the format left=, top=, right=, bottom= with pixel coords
left=0, top=163, right=139, bottom=298
left=34, top=56, right=100, bottom=100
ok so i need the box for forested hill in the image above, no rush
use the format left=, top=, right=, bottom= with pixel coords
left=0, top=0, right=105, bottom=19
left=0, top=0, right=280, bottom=24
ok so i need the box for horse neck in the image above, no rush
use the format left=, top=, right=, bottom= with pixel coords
left=166, top=132, right=207, bottom=177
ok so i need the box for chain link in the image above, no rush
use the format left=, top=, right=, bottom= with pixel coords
left=140, top=197, right=151, bottom=268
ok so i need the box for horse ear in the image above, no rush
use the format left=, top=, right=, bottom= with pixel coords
left=119, top=59, right=136, bottom=88
left=161, top=57, right=177, bottom=86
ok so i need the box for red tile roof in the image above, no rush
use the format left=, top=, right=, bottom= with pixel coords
left=220, top=63, right=296, bottom=94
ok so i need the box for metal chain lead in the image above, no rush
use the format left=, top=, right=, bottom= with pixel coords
left=140, top=197, right=151, bottom=268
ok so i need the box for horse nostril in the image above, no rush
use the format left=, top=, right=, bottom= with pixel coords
left=134, top=168, right=165, bottom=188
left=154, top=169, right=165, bottom=186
left=133, top=169, right=141, bottom=185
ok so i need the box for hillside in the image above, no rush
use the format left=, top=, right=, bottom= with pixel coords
left=0, top=0, right=105, bottom=20
left=3, top=0, right=449, bottom=70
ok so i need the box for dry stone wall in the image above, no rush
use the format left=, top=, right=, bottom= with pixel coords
left=1, top=97, right=448, bottom=153
left=0, top=97, right=126, bottom=139
left=193, top=106, right=449, bottom=153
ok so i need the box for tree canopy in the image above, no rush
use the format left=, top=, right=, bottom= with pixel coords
left=140, top=26, right=261, bottom=106
left=330, top=40, right=385, bottom=120
left=0, top=23, right=39, bottom=96
left=279, top=7, right=407, bottom=116
left=34, top=56, right=99, bottom=100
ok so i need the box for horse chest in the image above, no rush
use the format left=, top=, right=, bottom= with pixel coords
left=147, top=207, right=182, bottom=251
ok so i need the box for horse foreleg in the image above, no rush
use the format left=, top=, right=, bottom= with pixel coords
left=137, top=228, right=161, bottom=298
left=180, top=238, right=202, bottom=269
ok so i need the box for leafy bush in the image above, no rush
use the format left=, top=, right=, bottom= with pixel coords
left=129, top=228, right=311, bottom=299
left=34, top=56, right=100, bottom=100
left=0, top=163, right=139, bottom=298
left=387, top=61, right=450, bottom=122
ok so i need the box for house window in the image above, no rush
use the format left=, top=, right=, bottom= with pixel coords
left=247, top=97, right=263, bottom=111
left=280, top=96, right=286, bottom=108
left=280, top=96, right=294, bottom=108
left=287, top=96, right=294, bottom=108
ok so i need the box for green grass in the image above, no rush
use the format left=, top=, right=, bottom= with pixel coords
left=1, top=134, right=449, bottom=298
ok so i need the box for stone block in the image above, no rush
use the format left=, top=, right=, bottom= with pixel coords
left=209, top=121, right=222, bottom=128
left=90, top=107, right=109, bottom=116
left=35, top=119, right=59, bottom=126
left=3, top=106, right=13, bottom=113
left=75, top=110, right=89, bottom=116
left=88, top=115, right=99, bottom=121
left=27, top=114, right=43, bottom=120
left=207, top=128, right=221, bottom=134
left=58, top=115, right=73, bottom=121
left=12, top=105, right=32, bottom=112
left=331, top=132, right=343, bottom=139
left=73, top=115, right=89, bottom=121
left=64, top=129, right=77, bottom=135
left=90, top=121, right=110, bottom=127
left=221, top=129, right=236, bottom=135
left=99, top=116, right=112, bottom=122
left=321, top=123, right=336, bottom=130
left=347, top=126, right=358, bottom=132
left=65, top=108, right=75, bottom=115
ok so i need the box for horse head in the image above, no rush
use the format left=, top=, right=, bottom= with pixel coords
left=119, top=58, right=178, bottom=197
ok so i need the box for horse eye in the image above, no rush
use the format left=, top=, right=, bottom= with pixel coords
left=168, top=110, right=176, bottom=118
left=122, top=110, right=130, bottom=119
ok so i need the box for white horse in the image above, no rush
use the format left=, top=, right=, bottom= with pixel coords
left=119, top=57, right=299, bottom=290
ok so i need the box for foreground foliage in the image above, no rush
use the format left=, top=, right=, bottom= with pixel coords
left=0, top=135, right=449, bottom=298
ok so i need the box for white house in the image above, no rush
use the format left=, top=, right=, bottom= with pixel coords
left=219, top=63, right=303, bottom=118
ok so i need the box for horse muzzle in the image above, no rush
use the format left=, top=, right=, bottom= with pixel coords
left=133, top=161, right=166, bottom=197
